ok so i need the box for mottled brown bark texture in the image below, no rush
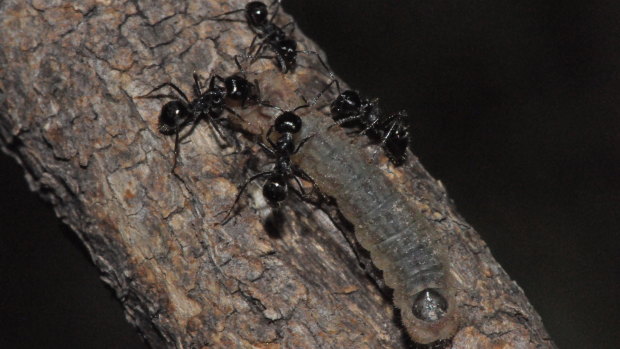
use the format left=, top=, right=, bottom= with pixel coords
left=0, top=1, right=555, bottom=348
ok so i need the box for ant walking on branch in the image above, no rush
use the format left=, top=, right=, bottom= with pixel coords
left=310, top=78, right=411, bottom=166
left=220, top=101, right=319, bottom=224
left=137, top=57, right=261, bottom=172
left=210, top=1, right=332, bottom=74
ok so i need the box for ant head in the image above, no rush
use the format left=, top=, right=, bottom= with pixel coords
left=275, top=111, right=302, bottom=134
left=158, top=101, right=189, bottom=135
left=246, top=2, right=269, bottom=28
left=275, top=39, right=297, bottom=71
left=331, top=90, right=362, bottom=117
left=384, top=124, right=410, bottom=166
left=263, top=175, right=288, bottom=205
left=225, top=75, right=251, bottom=103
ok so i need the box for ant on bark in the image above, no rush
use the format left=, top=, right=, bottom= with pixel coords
left=210, top=1, right=331, bottom=74
left=220, top=101, right=319, bottom=224
left=310, top=78, right=411, bottom=166
left=138, top=57, right=261, bottom=172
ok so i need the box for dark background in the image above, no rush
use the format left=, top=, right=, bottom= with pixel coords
left=1, top=0, right=618, bottom=348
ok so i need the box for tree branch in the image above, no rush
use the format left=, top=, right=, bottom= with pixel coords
left=0, top=1, right=555, bottom=348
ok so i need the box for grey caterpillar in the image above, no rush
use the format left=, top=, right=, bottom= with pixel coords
left=292, top=114, right=459, bottom=344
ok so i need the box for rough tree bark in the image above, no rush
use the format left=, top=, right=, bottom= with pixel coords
left=0, top=1, right=556, bottom=348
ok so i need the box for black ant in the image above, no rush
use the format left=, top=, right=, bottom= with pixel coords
left=220, top=102, right=318, bottom=223
left=210, top=1, right=331, bottom=74
left=138, top=57, right=261, bottom=172
left=310, top=78, right=411, bottom=166
left=379, top=115, right=410, bottom=166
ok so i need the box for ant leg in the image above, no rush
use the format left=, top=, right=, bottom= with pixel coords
left=209, top=8, right=245, bottom=21
left=359, top=115, right=383, bottom=136
left=258, top=141, right=277, bottom=158
left=380, top=109, right=406, bottom=126
left=223, top=105, right=244, bottom=122
left=393, top=109, right=409, bottom=121
left=293, top=134, right=315, bottom=154
left=296, top=50, right=334, bottom=79
left=168, top=114, right=201, bottom=172
left=178, top=113, right=202, bottom=142
left=379, top=121, right=398, bottom=146
left=265, top=125, right=274, bottom=141
left=250, top=40, right=268, bottom=61
left=212, top=74, right=226, bottom=86
left=206, top=73, right=221, bottom=90
left=245, top=41, right=284, bottom=72
left=289, top=187, right=310, bottom=204
left=292, top=167, right=325, bottom=203
left=376, top=111, right=407, bottom=145
left=290, top=179, right=308, bottom=201
left=294, top=167, right=317, bottom=187
left=263, top=126, right=278, bottom=151
left=309, top=79, right=340, bottom=106
left=274, top=54, right=288, bottom=73
left=289, top=179, right=318, bottom=204
left=260, top=101, right=284, bottom=113
left=281, top=21, right=296, bottom=36
left=269, top=0, right=282, bottom=7
left=238, top=50, right=272, bottom=68
left=179, top=112, right=225, bottom=149
left=329, top=114, right=362, bottom=129
left=171, top=125, right=181, bottom=173
left=206, top=117, right=232, bottom=148
left=268, top=0, right=282, bottom=23
left=240, top=52, right=278, bottom=69
left=139, top=82, right=190, bottom=103
left=234, top=55, right=248, bottom=77
left=209, top=18, right=246, bottom=24
left=292, top=102, right=310, bottom=112
left=248, top=34, right=261, bottom=55
left=292, top=176, right=307, bottom=196
left=251, top=79, right=262, bottom=105
left=192, top=73, right=202, bottom=97
left=295, top=91, right=309, bottom=106
left=220, top=171, right=273, bottom=224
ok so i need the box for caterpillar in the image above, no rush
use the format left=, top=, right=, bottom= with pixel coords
left=292, top=113, right=459, bottom=344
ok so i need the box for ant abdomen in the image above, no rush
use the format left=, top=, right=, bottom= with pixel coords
left=224, top=75, right=253, bottom=103
left=263, top=175, right=288, bottom=205
left=245, top=2, right=269, bottom=28
left=158, top=101, right=190, bottom=135
left=384, top=125, right=410, bottom=166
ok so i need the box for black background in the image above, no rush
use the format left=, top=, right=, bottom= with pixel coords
left=1, top=0, right=618, bottom=348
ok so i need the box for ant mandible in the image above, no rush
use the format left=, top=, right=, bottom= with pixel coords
left=210, top=1, right=331, bottom=74
left=138, top=57, right=261, bottom=172
left=310, top=78, right=411, bottom=166
left=220, top=101, right=318, bottom=223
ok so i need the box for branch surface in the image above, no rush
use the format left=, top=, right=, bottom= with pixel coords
left=0, top=1, right=555, bottom=348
